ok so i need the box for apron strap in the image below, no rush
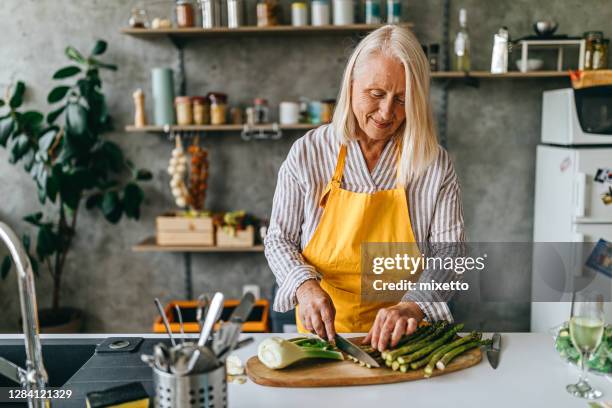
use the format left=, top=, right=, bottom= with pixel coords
left=319, top=144, right=347, bottom=208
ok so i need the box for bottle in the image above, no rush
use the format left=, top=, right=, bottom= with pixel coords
left=386, top=0, right=400, bottom=24
left=490, top=27, right=509, bottom=74
left=453, top=8, right=470, bottom=72
left=428, top=44, right=440, bottom=72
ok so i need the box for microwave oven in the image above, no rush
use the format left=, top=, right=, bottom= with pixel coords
left=542, top=86, right=612, bottom=145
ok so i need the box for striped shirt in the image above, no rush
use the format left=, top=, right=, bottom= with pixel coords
left=264, top=124, right=465, bottom=322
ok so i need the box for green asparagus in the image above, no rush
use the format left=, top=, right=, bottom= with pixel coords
left=435, top=340, right=481, bottom=370
left=396, top=324, right=465, bottom=365
left=409, top=356, right=430, bottom=370
left=385, top=321, right=449, bottom=361
left=423, top=332, right=481, bottom=377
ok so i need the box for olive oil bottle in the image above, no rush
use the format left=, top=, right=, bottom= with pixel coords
left=453, top=8, right=471, bottom=72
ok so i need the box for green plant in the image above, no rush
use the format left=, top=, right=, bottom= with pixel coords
left=0, top=40, right=152, bottom=318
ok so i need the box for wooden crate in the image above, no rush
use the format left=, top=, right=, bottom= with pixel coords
left=216, top=225, right=255, bottom=247
left=156, top=213, right=214, bottom=246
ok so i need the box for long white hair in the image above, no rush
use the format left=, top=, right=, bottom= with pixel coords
left=331, top=25, right=438, bottom=186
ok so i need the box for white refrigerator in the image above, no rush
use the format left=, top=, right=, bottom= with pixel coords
left=531, top=87, right=612, bottom=332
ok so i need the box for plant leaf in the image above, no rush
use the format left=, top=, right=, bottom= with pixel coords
left=1, top=257, right=11, bottom=279
left=22, top=110, right=44, bottom=127
left=22, top=234, right=31, bottom=252
left=52, top=65, right=81, bottom=79
left=36, top=225, right=57, bottom=259
left=101, top=190, right=122, bottom=223
left=0, top=116, right=16, bottom=147
left=91, top=40, right=107, bottom=56
left=65, top=46, right=85, bottom=64
left=136, top=169, right=153, bottom=181
left=46, top=105, right=66, bottom=124
left=23, top=212, right=43, bottom=226
left=9, top=134, right=30, bottom=163
left=47, top=86, right=70, bottom=103
left=65, top=102, right=87, bottom=136
left=9, top=81, right=25, bottom=108
left=38, top=128, right=57, bottom=152
left=46, top=174, right=59, bottom=202
left=123, top=183, right=144, bottom=220
left=86, top=193, right=103, bottom=210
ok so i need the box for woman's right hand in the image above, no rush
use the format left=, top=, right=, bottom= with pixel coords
left=296, top=279, right=336, bottom=342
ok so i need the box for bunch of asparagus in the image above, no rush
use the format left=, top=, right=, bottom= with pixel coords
left=359, top=322, right=491, bottom=377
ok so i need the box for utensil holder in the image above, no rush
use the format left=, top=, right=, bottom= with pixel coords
left=153, top=364, right=227, bottom=408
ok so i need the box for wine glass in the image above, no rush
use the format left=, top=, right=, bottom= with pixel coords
left=566, top=291, right=605, bottom=400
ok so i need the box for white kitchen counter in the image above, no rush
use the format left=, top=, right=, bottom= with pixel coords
left=3, top=333, right=611, bottom=407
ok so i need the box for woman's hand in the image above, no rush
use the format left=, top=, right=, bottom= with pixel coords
left=296, top=279, right=336, bottom=341
left=363, top=302, right=424, bottom=351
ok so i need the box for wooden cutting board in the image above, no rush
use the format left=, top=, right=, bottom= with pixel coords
left=246, top=336, right=482, bottom=387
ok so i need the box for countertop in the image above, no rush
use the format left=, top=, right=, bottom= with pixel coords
left=1, top=333, right=611, bottom=408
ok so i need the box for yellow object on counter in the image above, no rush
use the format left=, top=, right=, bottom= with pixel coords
left=86, top=382, right=149, bottom=408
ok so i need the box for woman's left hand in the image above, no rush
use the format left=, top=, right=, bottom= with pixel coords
left=363, top=302, right=425, bottom=351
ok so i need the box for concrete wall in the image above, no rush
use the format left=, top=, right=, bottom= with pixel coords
left=0, top=0, right=610, bottom=332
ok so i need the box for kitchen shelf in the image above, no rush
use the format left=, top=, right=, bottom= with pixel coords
left=431, top=70, right=570, bottom=78
left=133, top=237, right=264, bottom=253
left=121, top=23, right=413, bottom=38
left=125, top=123, right=316, bottom=133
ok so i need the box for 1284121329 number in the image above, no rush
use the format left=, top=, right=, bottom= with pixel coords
left=4, top=388, right=73, bottom=401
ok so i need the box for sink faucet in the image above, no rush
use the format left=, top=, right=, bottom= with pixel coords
left=0, top=222, right=48, bottom=407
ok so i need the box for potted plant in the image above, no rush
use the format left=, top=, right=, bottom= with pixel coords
left=0, top=40, right=152, bottom=332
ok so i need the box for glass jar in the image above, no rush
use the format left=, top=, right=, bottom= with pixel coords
left=320, top=99, right=335, bottom=123
left=311, top=0, right=330, bottom=26
left=208, top=92, right=228, bottom=125
left=175, top=96, right=193, bottom=125
left=257, top=0, right=280, bottom=26
left=253, top=98, right=269, bottom=124
left=230, top=107, right=244, bottom=124
left=128, top=8, right=149, bottom=28
left=333, top=0, right=354, bottom=25
left=584, top=31, right=604, bottom=70
left=592, top=39, right=609, bottom=70
left=176, top=0, right=195, bottom=28
left=291, top=2, right=308, bottom=26
left=192, top=96, right=210, bottom=125
left=365, top=0, right=381, bottom=24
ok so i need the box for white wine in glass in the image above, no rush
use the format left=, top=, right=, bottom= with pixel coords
left=566, top=293, right=604, bottom=400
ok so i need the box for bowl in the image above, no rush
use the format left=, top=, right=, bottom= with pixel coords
left=533, top=20, right=558, bottom=37
left=515, top=58, right=544, bottom=72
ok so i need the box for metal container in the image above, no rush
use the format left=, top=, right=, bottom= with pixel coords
left=153, top=365, right=227, bottom=408
left=227, top=0, right=243, bottom=28
left=200, top=0, right=221, bottom=28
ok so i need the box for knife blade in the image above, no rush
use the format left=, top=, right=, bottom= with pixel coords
left=486, top=333, right=501, bottom=369
left=334, top=335, right=380, bottom=368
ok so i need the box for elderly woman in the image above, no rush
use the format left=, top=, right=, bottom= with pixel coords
left=265, top=25, right=464, bottom=352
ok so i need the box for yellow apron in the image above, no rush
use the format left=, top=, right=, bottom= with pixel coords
left=296, top=142, right=417, bottom=333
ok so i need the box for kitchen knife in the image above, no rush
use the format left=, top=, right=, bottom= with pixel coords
left=334, top=334, right=380, bottom=368
left=486, top=333, right=501, bottom=369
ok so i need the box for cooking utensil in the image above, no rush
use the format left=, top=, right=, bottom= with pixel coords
left=154, top=298, right=177, bottom=347
left=174, top=304, right=186, bottom=344
left=486, top=333, right=501, bottom=369
left=334, top=334, right=380, bottom=368
left=196, top=293, right=210, bottom=329
left=216, top=292, right=255, bottom=357
left=185, top=292, right=225, bottom=374
left=141, top=353, right=156, bottom=369
left=0, top=356, right=26, bottom=385
left=154, top=343, right=171, bottom=372
left=216, top=337, right=254, bottom=361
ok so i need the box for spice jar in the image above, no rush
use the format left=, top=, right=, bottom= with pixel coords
left=257, top=0, right=280, bottom=26
left=192, top=96, right=210, bottom=125
left=128, top=8, right=149, bottom=28
left=311, top=0, right=330, bottom=25
left=291, top=2, right=307, bottom=26
left=254, top=98, right=270, bottom=124
left=333, top=0, right=354, bottom=25
left=593, top=39, right=609, bottom=70
left=208, top=92, right=228, bottom=125
left=175, top=96, right=193, bottom=125
left=230, top=107, right=244, bottom=124
left=584, top=31, right=604, bottom=70
left=176, top=0, right=195, bottom=27
left=365, top=0, right=381, bottom=24
left=320, top=99, right=335, bottom=123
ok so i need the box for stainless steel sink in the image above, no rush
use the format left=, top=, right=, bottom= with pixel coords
left=0, top=340, right=98, bottom=388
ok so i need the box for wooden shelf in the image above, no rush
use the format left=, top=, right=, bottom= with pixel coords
left=133, top=237, right=264, bottom=253
left=431, top=70, right=570, bottom=78
left=125, top=123, right=317, bottom=133
left=121, top=23, right=413, bottom=38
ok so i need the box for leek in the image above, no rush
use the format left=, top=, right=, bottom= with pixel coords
left=257, top=337, right=344, bottom=369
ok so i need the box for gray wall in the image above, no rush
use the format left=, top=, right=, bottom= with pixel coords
left=0, top=0, right=610, bottom=332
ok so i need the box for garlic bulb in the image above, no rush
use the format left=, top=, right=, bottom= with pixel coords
left=168, top=136, right=189, bottom=208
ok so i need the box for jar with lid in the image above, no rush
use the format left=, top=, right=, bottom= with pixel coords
left=333, top=0, right=354, bottom=25
left=365, top=0, right=381, bottom=24
left=199, top=0, right=221, bottom=27
left=175, top=96, right=193, bottom=125
left=257, top=0, right=281, bottom=26
left=192, top=96, right=210, bottom=125
left=291, top=2, right=308, bottom=26
left=584, top=31, right=604, bottom=70
left=592, top=38, right=609, bottom=70
left=253, top=98, right=270, bottom=124
left=208, top=92, right=228, bottom=125
left=128, top=8, right=149, bottom=28
left=227, top=0, right=244, bottom=28
left=311, top=0, right=330, bottom=26
left=320, top=99, right=335, bottom=123
left=176, top=0, right=196, bottom=27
